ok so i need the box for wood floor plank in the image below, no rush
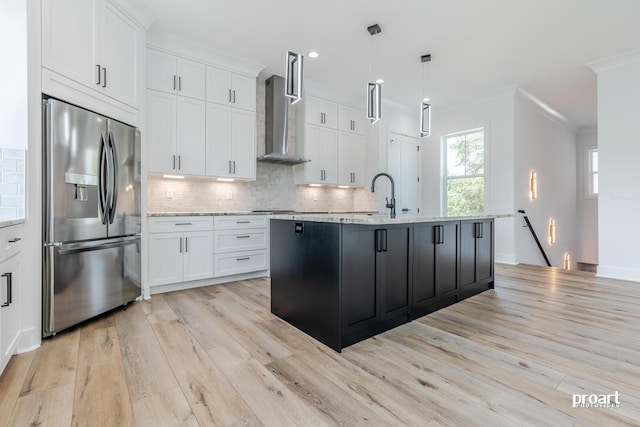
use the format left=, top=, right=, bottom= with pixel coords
left=152, top=319, right=262, bottom=426
left=0, top=351, right=34, bottom=425
left=8, top=383, right=74, bottom=426
left=73, top=325, right=135, bottom=426
left=115, top=302, right=179, bottom=401
left=141, top=293, right=178, bottom=325
left=132, top=386, right=199, bottom=427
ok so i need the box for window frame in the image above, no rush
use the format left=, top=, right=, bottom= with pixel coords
left=586, top=147, right=598, bottom=199
left=442, top=127, right=486, bottom=216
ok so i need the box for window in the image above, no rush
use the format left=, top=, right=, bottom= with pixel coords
left=587, top=148, right=598, bottom=198
left=444, top=128, right=484, bottom=216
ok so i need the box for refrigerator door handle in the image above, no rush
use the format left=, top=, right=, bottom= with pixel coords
left=56, top=236, right=141, bottom=255
left=43, top=99, right=55, bottom=244
left=98, top=132, right=109, bottom=225
left=107, top=131, right=118, bottom=224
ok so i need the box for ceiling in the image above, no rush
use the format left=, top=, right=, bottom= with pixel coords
left=131, top=0, right=640, bottom=130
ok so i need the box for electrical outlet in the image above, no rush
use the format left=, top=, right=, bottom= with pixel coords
left=226, top=190, right=233, bottom=200
left=166, top=188, right=173, bottom=199
left=313, top=191, right=318, bottom=201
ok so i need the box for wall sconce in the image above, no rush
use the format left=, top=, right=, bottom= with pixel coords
left=285, top=51, right=303, bottom=104
left=549, top=218, right=556, bottom=244
left=564, top=252, right=571, bottom=270
left=529, top=170, right=537, bottom=199
left=367, top=82, right=381, bottom=124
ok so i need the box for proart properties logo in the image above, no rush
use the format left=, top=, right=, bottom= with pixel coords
left=572, top=391, right=621, bottom=409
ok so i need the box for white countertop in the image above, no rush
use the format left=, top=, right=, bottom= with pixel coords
left=270, top=213, right=513, bottom=225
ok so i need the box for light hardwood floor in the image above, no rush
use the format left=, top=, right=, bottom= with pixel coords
left=1, top=263, right=639, bottom=426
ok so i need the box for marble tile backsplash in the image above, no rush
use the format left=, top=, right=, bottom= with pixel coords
left=0, top=148, right=26, bottom=220
left=147, top=77, right=378, bottom=214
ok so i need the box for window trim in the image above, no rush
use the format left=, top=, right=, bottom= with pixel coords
left=585, top=147, right=598, bottom=199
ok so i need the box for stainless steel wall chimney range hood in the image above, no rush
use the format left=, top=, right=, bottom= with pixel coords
left=257, top=75, right=308, bottom=165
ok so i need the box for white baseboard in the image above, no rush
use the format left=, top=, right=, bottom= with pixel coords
left=495, top=252, right=517, bottom=265
left=149, top=270, right=270, bottom=295
left=596, top=265, right=640, bottom=283
left=17, top=326, right=41, bottom=354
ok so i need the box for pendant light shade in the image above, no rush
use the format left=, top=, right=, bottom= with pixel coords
left=285, top=51, right=303, bottom=104
left=367, top=82, right=381, bottom=124
left=420, top=101, right=431, bottom=137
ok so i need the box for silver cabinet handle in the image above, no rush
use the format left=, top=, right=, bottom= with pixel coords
left=102, top=67, right=107, bottom=88
left=8, top=238, right=21, bottom=243
left=1, top=272, right=12, bottom=307
left=179, top=237, right=183, bottom=253
left=228, top=89, right=232, bottom=103
left=185, top=237, right=188, bottom=252
left=173, top=75, right=176, bottom=90
left=236, top=221, right=251, bottom=224
left=96, top=64, right=101, bottom=85
left=173, top=155, right=176, bottom=170
left=236, top=235, right=251, bottom=239
left=178, top=76, right=182, bottom=91
left=233, top=161, right=236, bottom=174
left=228, top=160, right=232, bottom=174
left=174, top=222, right=192, bottom=226
left=178, top=155, right=181, bottom=170
left=233, top=90, right=236, bottom=103
left=236, top=257, right=251, bottom=261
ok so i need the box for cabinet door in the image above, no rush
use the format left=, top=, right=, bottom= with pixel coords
left=230, top=74, right=255, bottom=111
left=205, top=103, right=232, bottom=177
left=148, top=233, right=183, bottom=286
left=476, top=220, right=493, bottom=282
left=176, top=58, right=206, bottom=100
left=338, top=132, right=365, bottom=186
left=206, top=66, right=232, bottom=105
left=319, top=128, right=338, bottom=184
left=303, top=125, right=324, bottom=184
left=380, top=225, right=411, bottom=320
left=436, top=222, right=459, bottom=300
left=183, top=231, right=214, bottom=282
left=461, top=220, right=493, bottom=295
left=231, top=109, right=256, bottom=179
left=0, top=256, right=20, bottom=373
left=99, top=1, right=140, bottom=107
left=146, top=49, right=177, bottom=93
left=42, top=0, right=98, bottom=88
left=305, top=96, right=337, bottom=128
left=176, top=97, right=206, bottom=175
left=342, top=226, right=378, bottom=334
left=412, top=223, right=437, bottom=315
left=146, top=90, right=176, bottom=174
left=338, top=105, right=365, bottom=135
left=460, top=221, right=477, bottom=289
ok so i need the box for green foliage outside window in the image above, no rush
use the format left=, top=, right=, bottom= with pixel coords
left=445, top=129, right=484, bottom=216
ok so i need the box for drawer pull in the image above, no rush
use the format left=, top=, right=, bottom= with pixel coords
left=236, top=235, right=251, bottom=239
left=236, top=257, right=251, bottom=261
left=174, top=222, right=192, bottom=226
left=235, top=221, right=251, bottom=224
left=8, top=238, right=22, bottom=243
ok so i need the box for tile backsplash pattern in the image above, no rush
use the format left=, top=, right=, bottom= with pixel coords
left=147, top=77, right=378, bottom=214
left=0, top=148, right=26, bottom=220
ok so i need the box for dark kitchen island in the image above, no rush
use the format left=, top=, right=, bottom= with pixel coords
left=270, top=213, right=502, bottom=352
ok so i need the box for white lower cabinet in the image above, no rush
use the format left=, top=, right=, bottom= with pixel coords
left=0, top=224, right=23, bottom=375
left=213, top=216, right=270, bottom=278
left=148, top=217, right=213, bottom=287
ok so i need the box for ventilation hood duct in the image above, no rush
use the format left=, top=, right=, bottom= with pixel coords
left=257, top=75, right=308, bottom=165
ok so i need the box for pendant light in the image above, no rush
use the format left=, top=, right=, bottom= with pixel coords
left=366, top=24, right=382, bottom=124
left=285, top=51, right=303, bottom=104
left=420, top=54, right=432, bottom=138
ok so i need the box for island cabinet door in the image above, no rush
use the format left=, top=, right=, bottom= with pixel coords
left=460, top=219, right=494, bottom=299
left=378, top=225, right=412, bottom=321
left=412, top=221, right=459, bottom=319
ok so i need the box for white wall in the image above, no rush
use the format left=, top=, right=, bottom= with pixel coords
left=592, top=54, right=640, bottom=281
left=424, top=93, right=516, bottom=264
left=513, top=92, right=577, bottom=269
left=575, top=128, right=598, bottom=265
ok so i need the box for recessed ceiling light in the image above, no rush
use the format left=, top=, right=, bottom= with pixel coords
left=308, top=51, right=319, bottom=58
left=375, top=78, right=384, bottom=84
left=423, top=97, right=431, bottom=102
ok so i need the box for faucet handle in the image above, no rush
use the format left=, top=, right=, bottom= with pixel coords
left=385, top=197, right=394, bottom=208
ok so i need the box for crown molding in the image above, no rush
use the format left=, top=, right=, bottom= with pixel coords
left=587, top=49, right=640, bottom=74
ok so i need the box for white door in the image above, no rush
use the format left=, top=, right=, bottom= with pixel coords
left=230, top=74, right=255, bottom=111
left=99, top=1, right=140, bottom=107
left=231, top=108, right=256, bottom=179
left=388, top=132, right=421, bottom=215
left=176, top=58, right=206, bottom=100
left=146, top=49, right=176, bottom=93
left=176, top=97, right=206, bottom=175
left=183, top=231, right=214, bottom=282
left=41, top=0, right=98, bottom=88
left=206, top=66, right=232, bottom=105
left=148, top=233, right=183, bottom=286
left=146, top=90, right=176, bottom=174
left=205, top=103, right=232, bottom=177
left=338, top=132, right=365, bottom=186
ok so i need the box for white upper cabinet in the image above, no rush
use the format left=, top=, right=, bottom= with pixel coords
left=338, top=132, right=366, bottom=187
left=297, top=124, right=338, bottom=185
left=42, top=0, right=141, bottom=109
left=146, top=49, right=206, bottom=100
left=206, top=66, right=256, bottom=111
left=305, top=95, right=338, bottom=128
left=338, top=104, right=366, bottom=135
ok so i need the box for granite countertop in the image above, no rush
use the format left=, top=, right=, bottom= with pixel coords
left=270, top=213, right=514, bottom=225
left=0, top=219, right=26, bottom=229
left=147, top=210, right=378, bottom=217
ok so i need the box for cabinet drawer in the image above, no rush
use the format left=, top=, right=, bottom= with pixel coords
left=149, top=216, right=213, bottom=233
left=213, top=215, right=268, bottom=230
left=214, top=250, right=268, bottom=277
left=214, top=229, right=268, bottom=253
left=0, top=224, right=23, bottom=263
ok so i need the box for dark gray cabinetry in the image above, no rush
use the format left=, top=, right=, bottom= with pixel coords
left=412, top=221, right=459, bottom=319
left=342, top=224, right=411, bottom=347
left=460, top=219, right=494, bottom=299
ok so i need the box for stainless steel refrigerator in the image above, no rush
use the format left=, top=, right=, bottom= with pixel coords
left=42, top=97, right=141, bottom=337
